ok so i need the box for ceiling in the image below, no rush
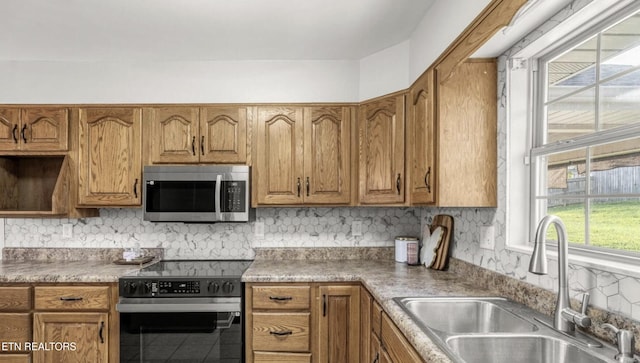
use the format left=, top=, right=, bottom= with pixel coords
left=0, top=0, right=435, bottom=61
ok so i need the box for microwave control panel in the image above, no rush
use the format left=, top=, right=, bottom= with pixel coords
left=222, top=181, right=246, bottom=212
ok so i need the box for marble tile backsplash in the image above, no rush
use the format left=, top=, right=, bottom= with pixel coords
left=2, top=207, right=420, bottom=261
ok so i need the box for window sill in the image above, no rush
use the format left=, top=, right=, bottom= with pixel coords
left=506, top=244, right=640, bottom=279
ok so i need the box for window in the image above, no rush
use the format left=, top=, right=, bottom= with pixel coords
left=532, top=6, right=640, bottom=256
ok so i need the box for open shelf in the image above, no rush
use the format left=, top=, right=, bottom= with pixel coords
left=0, top=155, right=69, bottom=217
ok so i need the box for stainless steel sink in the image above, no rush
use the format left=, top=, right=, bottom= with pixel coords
left=396, top=297, right=537, bottom=333
left=446, top=335, right=608, bottom=363
left=393, top=296, right=619, bottom=363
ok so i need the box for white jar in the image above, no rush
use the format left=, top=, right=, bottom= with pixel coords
left=395, top=236, right=417, bottom=262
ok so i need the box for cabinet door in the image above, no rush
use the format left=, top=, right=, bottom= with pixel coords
left=78, top=108, right=142, bottom=206
left=148, top=107, right=199, bottom=164
left=359, top=95, right=405, bottom=204
left=360, top=288, right=372, bottom=363
left=21, top=108, right=69, bottom=151
left=408, top=70, right=435, bottom=204
left=318, top=285, right=360, bottom=363
left=370, top=333, right=393, bottom=363
left=380, top=313, right=422, bottom=363
left=255, top=107, right=304, bottom=205
left=33, top=312, right=108, bottom=363
left=0, top=108, right=20, bottom=151
left=436, top=60, right=497, bottom=207
left=200, top=106, right=247, bottom=163
left=303, top=106, right=351, bottom=204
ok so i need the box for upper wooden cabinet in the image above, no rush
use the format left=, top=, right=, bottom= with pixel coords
left=78, top=108, right=142, bottom=206
left=146, top=106, right=247, bottom=164
left=358, top=94, right=405, bottom=204
left=407, top=70, right=435, bottom=205
left=435, top=60, right=497, bottom=207
left=147, top=107, right=199, bottom=164
left=254, top=106, right=352, bottom=205
left=0, top=108, right=68, bottom=152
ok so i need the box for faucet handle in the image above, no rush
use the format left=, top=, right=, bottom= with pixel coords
left=603, top=323, right=637, bottom=362
left=580, top=293, right=590, bottom=315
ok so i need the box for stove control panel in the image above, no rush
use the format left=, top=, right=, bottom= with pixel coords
left=119, top=278, right=241, bottom=298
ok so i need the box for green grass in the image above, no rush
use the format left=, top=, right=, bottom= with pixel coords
left=546, top=200, right=640, bottom=252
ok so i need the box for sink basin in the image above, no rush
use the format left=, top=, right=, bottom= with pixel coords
left=394, top=297, right=537, bottom=333
left=446, top=335, right=608, bottom=363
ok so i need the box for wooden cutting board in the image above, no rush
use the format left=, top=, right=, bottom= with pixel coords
left=429, top=214, right=453, bottom=270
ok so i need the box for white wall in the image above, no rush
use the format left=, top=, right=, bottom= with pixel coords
left=0, top=0, right=501, bottom=104
left=0, top=60, right=360, bottom=104
left=358, top=40, right=410, bottom=101
left=409, top=0, right=491, bottom=81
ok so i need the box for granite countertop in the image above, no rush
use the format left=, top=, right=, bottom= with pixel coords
left=0, top=260, right=151, bottom=283
left=243, top=259, right=494, bottom=363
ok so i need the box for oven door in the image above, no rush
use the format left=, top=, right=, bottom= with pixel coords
left=118, top=298, right=243, bottom=363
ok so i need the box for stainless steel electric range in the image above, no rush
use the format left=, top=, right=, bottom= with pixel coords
left=117, top=260, right=252, bottom=363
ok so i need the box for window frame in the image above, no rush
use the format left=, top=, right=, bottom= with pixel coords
left=529, top=3, right=640, bottom=263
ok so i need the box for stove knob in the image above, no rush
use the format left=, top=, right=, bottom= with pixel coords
left=222, top=281, right=234, bottom=294
left=208, top=282, right=220, bottom=294
left=140, top=282, right=152, bottom=295
left=125, top=282, right=138, bottom=295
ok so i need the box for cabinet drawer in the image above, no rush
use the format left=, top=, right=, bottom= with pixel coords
left=252, top=312, right=310, bottom=352
left=371, top=300, right=382, bottom=337
left=34, top=286, right=109, bottom=310
left=0, top=287, right=31, bottom=311
left=0, top=354, right=31, bottom=363
left=252, top=286, right=310, bottom=310
left=0, top=313, right=31, bottom=344
left=254, top=351, right=311, bottom=363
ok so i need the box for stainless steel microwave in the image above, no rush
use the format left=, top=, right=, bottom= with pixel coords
left=142, top=165, right=254, bottom=223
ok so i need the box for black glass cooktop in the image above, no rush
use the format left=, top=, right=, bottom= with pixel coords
left=133, top=260, right=252, bottom=278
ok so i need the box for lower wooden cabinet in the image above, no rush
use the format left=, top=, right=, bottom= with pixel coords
left=247, top=283, right=360, bottom=363
left=252, top=312, right=310, bottom=352
left=0, top=283, right=118, bottom=363
left=33, top=312, right=109, bottom=363
left=254, top=351, right=312, bottom=363
left=247, top=283, right=420, bottom=363
left=317, top=285, right=360, bottom=363
left=381, top=313, right=422, bottom=363
left=0, top=355, right=31, bottom=363
left=362, top=286, right=423, bottom=363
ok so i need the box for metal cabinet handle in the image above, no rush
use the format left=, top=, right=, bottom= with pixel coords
left=306, top=177, right=310, bottom=197
left=99, top=321, right=105, bottom=344
left=297, top=178, right=301, bottom=197
left=425, top=167, right=431, bottom=193
left=396, top=173, right=401, bottom=194
left=12, top=124, right=18, bottom=143
left=191, top=136, right=196, bottom=155
left=322, top=294, right=327, bottom=317
left=269, top=330, right=293, bottom=336
left=201, top=136, right=205, bottom=155
left=21, top=124, right=27, bottom=143
left=133, top=178, right=138, bottom=198
left=269, top=296, right=293, bottom=301
left=59, top=296, right=83, bottom=301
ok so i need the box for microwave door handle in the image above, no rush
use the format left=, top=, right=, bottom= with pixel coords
left=215, top=174, right=222, bottom=221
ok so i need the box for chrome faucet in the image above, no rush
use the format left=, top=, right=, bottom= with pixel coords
left=529, top=215, right=591, bottom=333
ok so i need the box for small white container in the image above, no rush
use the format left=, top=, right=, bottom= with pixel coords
left=395, top=236, right=417, bottom=263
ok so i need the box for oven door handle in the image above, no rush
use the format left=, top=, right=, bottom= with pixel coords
left=215, top=174, right=222, bottom=221
left=116, top=298, right=240, bottom=313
